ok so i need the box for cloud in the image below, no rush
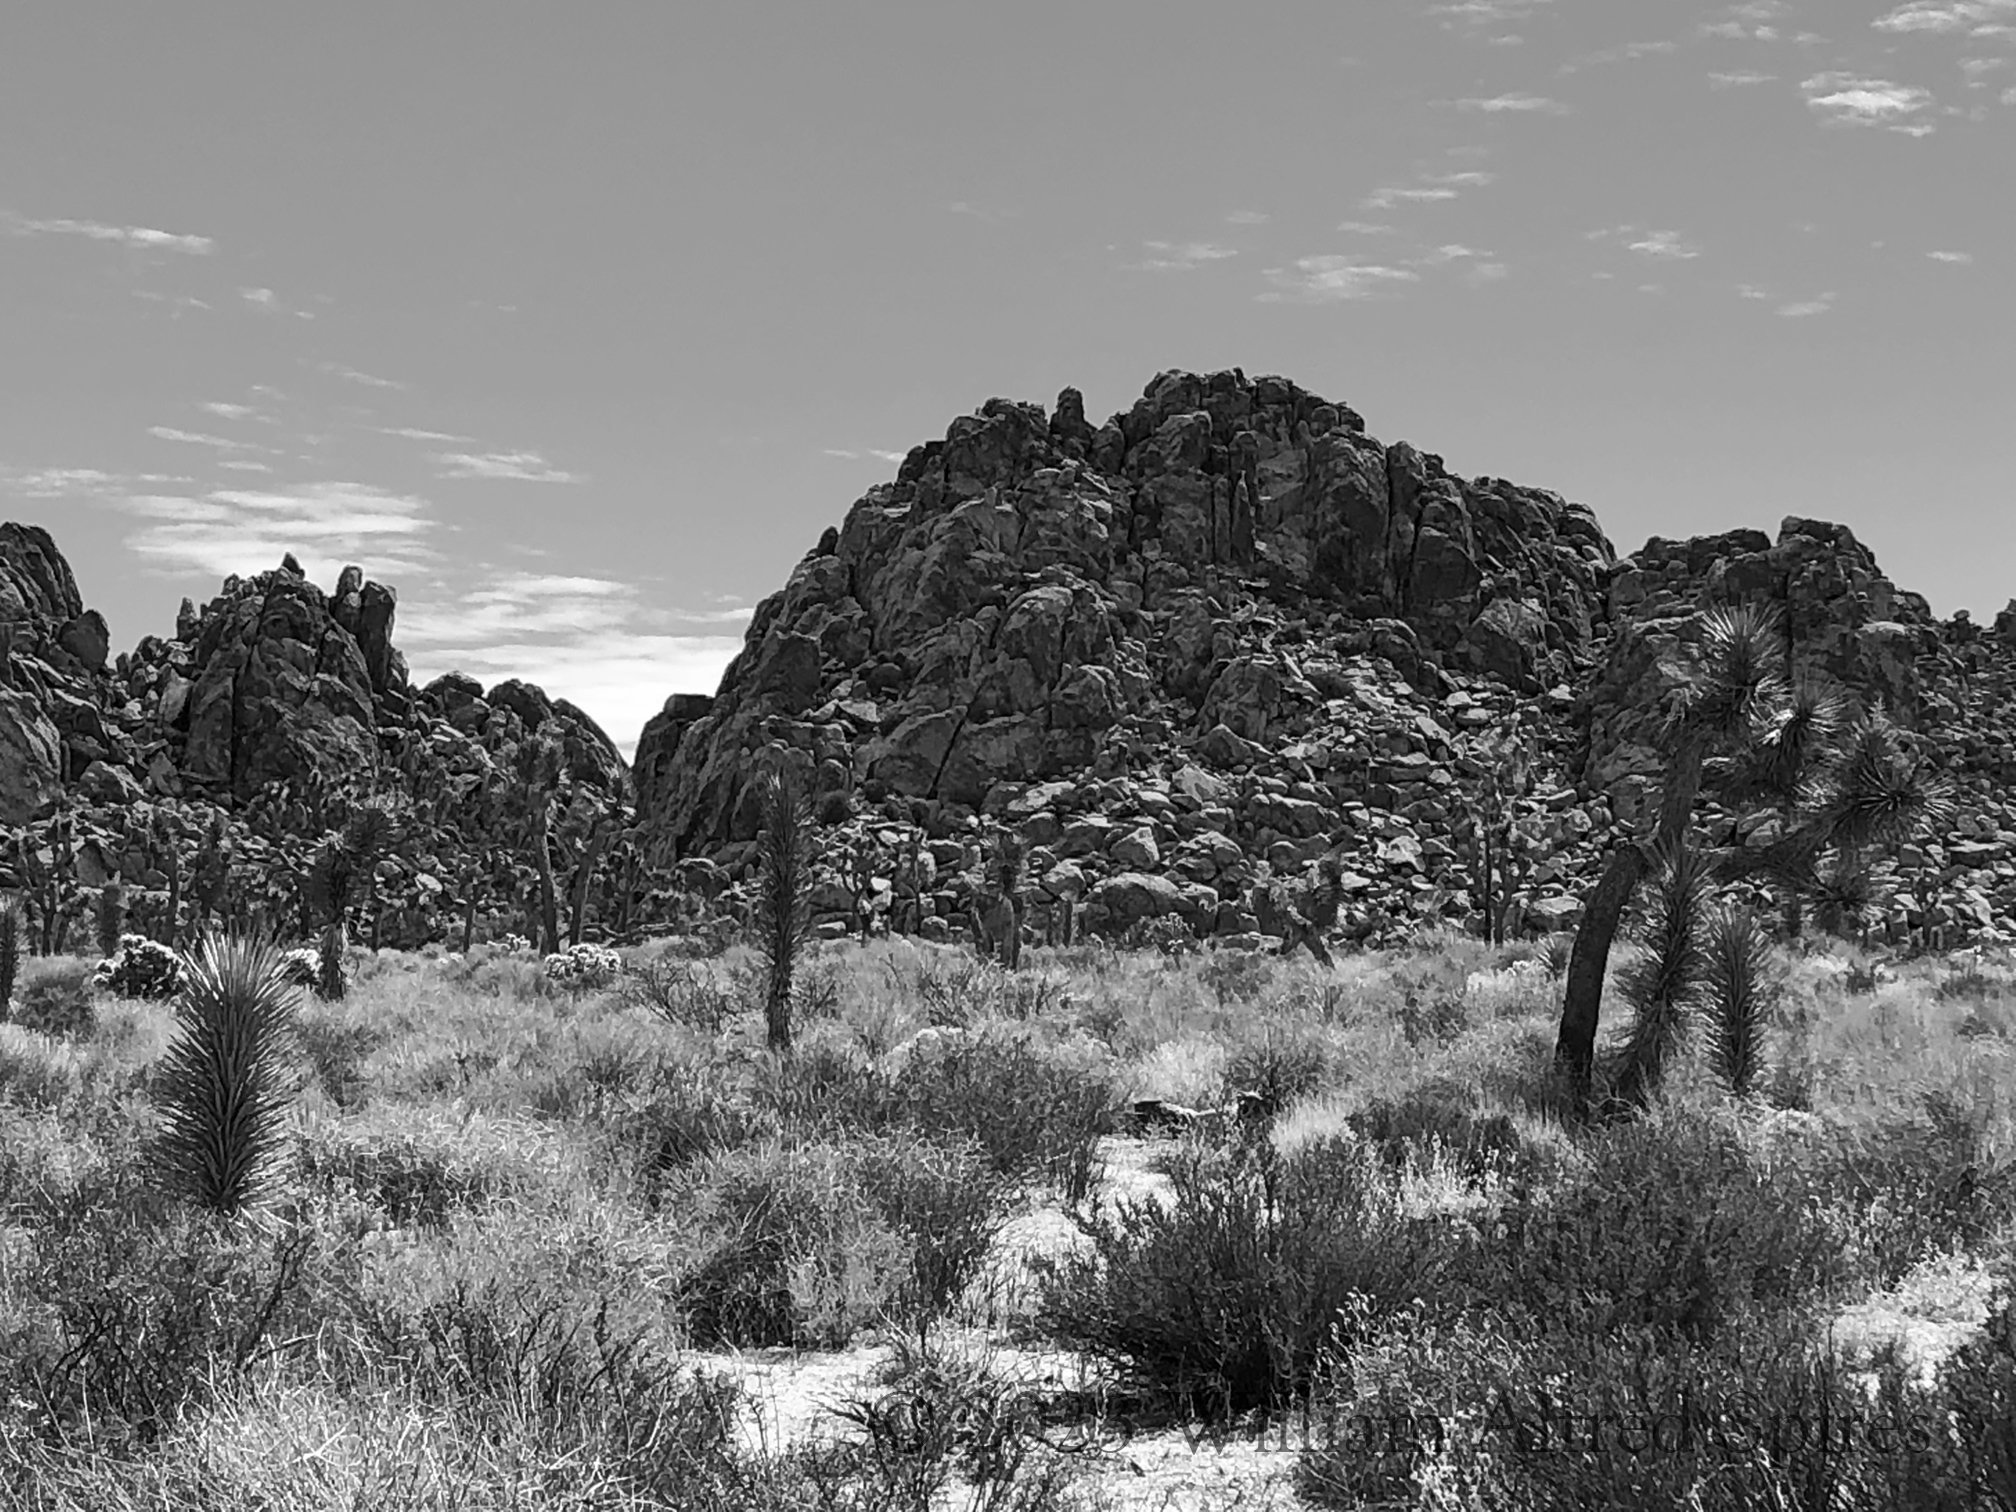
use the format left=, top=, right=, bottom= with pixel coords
left=1562, top=39, right=1678, bottom=72
left=3, top=213, right=214, bottom=255
left=147, top=425, right=250, bottom=450
left=1359, top=171, right=1495, bottom=212
left=947, top=200, right=1016, bottom=223
left=318, top=362, right=409, bottom=391
left=1803, top=73, right=1936, bottom=127
left=1628, top=229, right=1703, bottom=259
left=398, top=571, right=750, bottom=755
left=1224, top=209, right=1271, bottom=225
left=1709, top=70, right=1779, bottom=87
left=381, top=426, right=474, bottom=443
left=1465, top=262, right=1511, bottom=284
left=1874, top=0, right=2016, bottom=33
left=112, top=482, right=436, bottom=580
left=822, top=447, right=908, bottom=464
left=1334, top=220, right=1397, bottom=234
left=241, top=287, right=278, bottom=309
left=218, top=460, right=274, bottom=473
left=200, top=402, right=259, bottom=422
left=1927, top=249, right=1975, bottom=261
left=1258, top=256, right=1419, bottom=303
left=432, top=449, right=579, bottom=483
left=1130, top=240, right=1240, bottom=271
left=1776, top=292, right=1837, bottom=316
left=1455, top=92, right=1572, bottom=113
left=1430, top=0, right=1556, bottom=34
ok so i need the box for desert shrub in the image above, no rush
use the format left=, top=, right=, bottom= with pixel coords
left=1198, top=947, right=1273, bottom=1006
left=11, top=959, right=96, bottom=1039
left=1036, top=1134, right=1460, bottom=1420
left=293, top=1012, right=385, bottom=1108
left=91, top=934, right=183, bottom=1001
left=2, top=1193, right=332, bottom=1447
left=851, top=1130, right=1016, bottom=1325
left=1296, top=1312, right=1966, bottom=1512
left=1220, top=1023, right=1333, bottom=1122
left=622, top=956, right=737, bottom=1033
left=1345, top=1082, right=1537, bottom=1187
left=890, top=1031, right=1116, bottom=1204
left=1797, top=1092, right=2016, bottom=1287
left=811, top=1335, right=1088, bottom=1512
left=621, top=1064, right=779, bottom=1187
left=676, top=1140, right=908, bottom=1349
left=297, top=1130, right=509, bottom=1229
left=1464, top=1108, right=1846, bottom=1343
left=542, top=942, right=623, bottom=991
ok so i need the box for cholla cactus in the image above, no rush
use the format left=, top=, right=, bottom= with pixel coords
left=543, top=942, right=623, bottom=990
left=94, top=934, right=186, bottom=1001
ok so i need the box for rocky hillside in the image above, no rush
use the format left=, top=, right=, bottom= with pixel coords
left=6, top=367, right=2015, bottom=952
left=634, top=369, right=2016, bottom=948
left=1, top=525, right=635, bottom=947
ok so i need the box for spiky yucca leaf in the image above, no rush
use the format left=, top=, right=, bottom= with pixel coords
left=1605, top=843, right=1713, bottom=1112
left=754, top=764, right=816, bottom=1053
left=1809, top=858, right=1882, bottom=939
left=1726, top=678, right=1851, bottom=808
left=1819, top=710, right=1957, bottom=854
left=1702, top=907, right=1774, bottom=1097
left=151, top=932, right=303, bottom=1215
left=1672, top=604, right=1787, bottom=747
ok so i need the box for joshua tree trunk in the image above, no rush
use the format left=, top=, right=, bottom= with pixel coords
left=1554, top=730, right=1709, bottom=1105
left=568, top=824, right=611, bottom=947
left=535, top=798, right=561, bottom=955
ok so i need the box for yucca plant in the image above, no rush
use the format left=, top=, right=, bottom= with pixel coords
left=753, top=761, right=816, bottom=1053
left=151, top=932, right=303, bottom=1215
left=1603, top=843, right=1712, bottom=1112
left=1702, top=906, right=1775, bottom=1097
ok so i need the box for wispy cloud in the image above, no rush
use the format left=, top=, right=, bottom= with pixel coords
left=317, top=362, right=409, bottom=392
left=147, top=425, right=252, bottom=450
left=3, top=212, right=214, bottom=255
left=1130, top=240, right=1240, bottom=271
left=200, top=402, right=259, bottom=422
left=382, top=426, right=475, bottom=443
left=398, top=572, right=747, bottom=754
left=1777, top=291, right=1838, bottom=316
left=1873, top=0, right=2016, bottom=33
left=1562, top=39, right=1678, bottom=72
left=1589, top=225, right=1704, bottom=260
left=1359, top=171, right=1496, bottom=212
left=1927, top=248, right=1975, bottom=262
left=822, top=447, right=908, bottom=463
left=947, top=200, right=1016, bottom=223
left=432, top=449, right=578, bottom=483
left=112, top=482, right=436, bottom=580
left=1258, top=256, right=1419, bottom=303
left=1335, top=220, right=1396, bottom=234
left=1803, top=73, right=1937, bottom=129
left=1430, top=0, right=1557, bottom=36
left=1709, top=70, right=1779, bottom=87
left=1224, top=209, right=1271, bottom=225
left=1454, top=92, right=1572, bottom=113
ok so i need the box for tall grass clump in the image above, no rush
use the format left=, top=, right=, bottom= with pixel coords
left=150, top=932, right=304, bottom=1215
left=754, top=763, right=817, bottom=1053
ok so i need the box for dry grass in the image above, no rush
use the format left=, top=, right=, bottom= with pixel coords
left=3, top=931, right=2014, bottom=1508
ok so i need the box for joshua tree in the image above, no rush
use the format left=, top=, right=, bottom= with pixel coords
left=975, top=826, right=1027, bottom=969
left=1453, top=714, right=1538, bottom=946
left=753, top=761, right=816, bottom=1053
left=0, top=893, right=20, bottom=1018
left=95, top=883, right=126, bottom=960
left=510, top=732, right=568, bottom=956
left=1251, top=849, right=1350, bottom=966
left=150, top=932, right=302, bottom=1215
left=304, top=797, right=404, bottom=1001
left=1554, top=604, right=1952, bottom=1110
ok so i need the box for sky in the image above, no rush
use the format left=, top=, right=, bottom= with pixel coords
left=2, top=1, right=2011, bottom=759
